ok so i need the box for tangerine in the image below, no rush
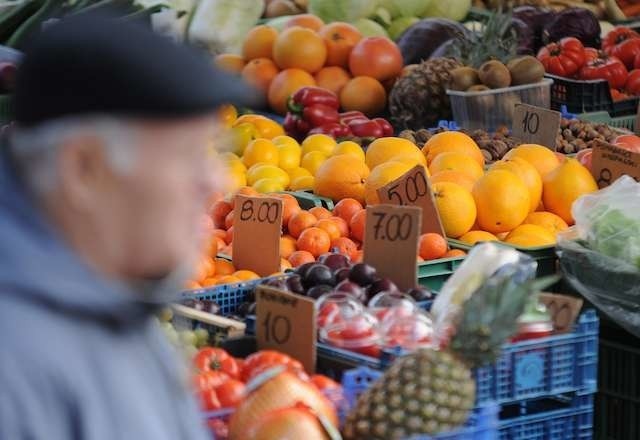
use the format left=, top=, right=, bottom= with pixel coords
left=242, top=25, right=278, bottom=61
left=418, top=233, right=448, bottom=260
left=268, top=68, right=316, bottom=114
left=288, top=211, right=318, bottom=238
left=314, top=66, right=352, bottom=96
left=315, top=218, right=341, bottom=241
left=297, top=227, right=331, bottom=257
left=332, top=198, right=364, bottom=223
left=241, top=58, right=279, bottom=94
left=349, top=209, right=366, bottom=242
left=340, top=76, right=387, bottom=117
left=318, top=22, right=362, bottom=68
left=273, top=26, right=327, bottom=73
left=288, top=250, right=316, bottom=267
left=309, top=206, right=332, bottom=220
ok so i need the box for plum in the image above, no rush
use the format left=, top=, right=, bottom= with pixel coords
left=321, top=253, right=351, bottom=272
left=334, top=267, right=351, bottom=284
left=307, top=284, right=334, bottom=299
left=285, top=274, right=305, bottom=295
left=349, top=263, right=378, bottom=287
left=335, top=279, right=367, bottom=303
left=295, top=261, right=317, bottom=278
left=303, top=264, right=335, bottom=290
left=366, top=278, right=399, bottom=301
left=407, top=286, right=435, bottom=302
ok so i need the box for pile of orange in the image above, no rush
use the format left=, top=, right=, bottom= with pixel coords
left=215, top=15, right=403, bottom=116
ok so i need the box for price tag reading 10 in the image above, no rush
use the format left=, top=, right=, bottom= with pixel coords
left=512, top=103, right=561, bottom=151
left=363, top=204, right=422, bottom=291
left=232, top=195, right=283, bottom=277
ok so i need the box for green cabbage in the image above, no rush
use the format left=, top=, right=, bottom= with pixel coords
left=308, top=0, right=379, bottom=23
left=387, top=16, right=419, bottom=40
left=378, top=0, right=431, bottom=19
left=588, top=207, right=640, bottom=269
left=423, top=0, right=471, bottom=22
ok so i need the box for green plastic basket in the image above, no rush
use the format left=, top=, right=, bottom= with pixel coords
left=417, top=255, right=465, bottom=291
left=578, top=111, right=636, bottom=132
left=281, top=190, right=335, bottom=210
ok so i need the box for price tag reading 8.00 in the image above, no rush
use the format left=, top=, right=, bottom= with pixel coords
left=363, top=204, right=422, bottom=291
left=232, top=195, right=283, bottom=277
left=512, top=103, right=561, bottom=151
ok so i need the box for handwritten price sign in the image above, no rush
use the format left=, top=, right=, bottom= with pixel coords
left=513, top=103, right=561, bottom=150
left=591, top=140, right=640, bottom=188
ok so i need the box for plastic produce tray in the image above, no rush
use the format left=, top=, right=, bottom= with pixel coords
left=546, top=73, right=640, bottom=117
left=447, top=78, right=553, bottom=132
left=578, top=110, right=636, bottom=133
left=417, top=254, right=465, bottom=291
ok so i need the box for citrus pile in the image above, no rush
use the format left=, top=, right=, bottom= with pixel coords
left=215, top=15, right=403, bottom=116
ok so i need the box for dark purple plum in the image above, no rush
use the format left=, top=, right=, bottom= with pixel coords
left=335, top=279, right=366, bottom=303
left=334, top=267, right=351, bottom=284
left=366, top=278, right=399, bottom=301
left=303, top=264, right=335, bottom=290
left=321, top=253, right=351, bottom=272
left=295, top=262, right=317, bottom=278
left=407, top=286, right=435, bottom=302
left=307, top=284, right=334, bottom=299
left=349, top=263, right=378, bottom=287
left=285, top=275, right=305, bottom=295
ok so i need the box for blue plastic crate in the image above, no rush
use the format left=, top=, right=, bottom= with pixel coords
left=341, top=366, right=499, bottom=440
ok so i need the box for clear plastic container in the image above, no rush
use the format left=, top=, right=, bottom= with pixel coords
left=447, top=78, right=553, bottom=131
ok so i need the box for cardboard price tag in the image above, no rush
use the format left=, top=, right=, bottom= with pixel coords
left=512, top=103, right=561, bottom=150
left=539, top=293, right=583, bottom=334
left=363, top=204, right=422, bottom=291
left=377, top=165, right=447, bottom=237
left=232, top=195, right=283, bottom=277
left=591, top=140, right=640, bottom=188
left=256, top=286, right=316, bottom=373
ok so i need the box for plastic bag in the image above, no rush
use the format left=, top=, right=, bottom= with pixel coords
left=557, top=176, right=640, bottom=337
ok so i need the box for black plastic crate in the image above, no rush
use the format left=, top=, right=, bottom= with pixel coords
left=546, top=74, right=639, bottom=117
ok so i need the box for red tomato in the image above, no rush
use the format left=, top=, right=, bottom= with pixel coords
left=579, top=55, right=628, bottom=89
left=610, top=88, right=630, bottom=101
left=583, top=47, right=600, bottom=62
left=194, top=347, right=240, bottom=379
left=199, top=388, right=222, bottom=411
left=241, top=350, right=305, bottom=382
left=603, top=27, right=640, bottom=69
left=537, top=37, right=586, bottom=77
left=215, top=379, right=246, bottom=408
left=613, top=134, right=640, bottom=153
left=193, top=370, right=230, bottom=393
left=626, top=69, right=640, bottom=95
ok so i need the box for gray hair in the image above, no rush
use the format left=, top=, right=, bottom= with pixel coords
left=10, top=116, right=138, bottom=193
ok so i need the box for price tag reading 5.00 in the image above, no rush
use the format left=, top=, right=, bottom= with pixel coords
left=512, top=103, right=561, bottom=151
left=232, top=195, right=283, bottom=277
left=363, top=204, right=422, bottom=291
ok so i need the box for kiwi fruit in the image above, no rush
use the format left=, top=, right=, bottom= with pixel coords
left=507, top=56, right=545, bottom=86
left=478, top=60, right=512, bottom=89
left=467, top=84, right=490, bottom=92
left=449, top=67, right=480, bottom=91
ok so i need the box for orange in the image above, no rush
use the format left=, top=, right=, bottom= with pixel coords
left=328, top=216, right=349, bottom=237
left=365, top=137, right=426, bottom=170
left=309, top=206, right=332, bottom=220
left=430, top=170, right=476, bottom=192
left=473, top=170, right=530, bottom=234
left=242, top=25, right=278, bottom=61
left=542, top=158, right=597, bottom=225
left=216, top=275, right=242, bottom=285
left=184, top=280, right=202, bottom=290
left=333, top=198, right=364, bottom=223
left=211, top=200, right=233, bottom=229
left=443, top=249, right=466, bottom=258
left=214, top=259, right=236, bottom=276
left=287, top=211, right=318, bottom=238
left=251, top=117, right=286, bottom=140
left=211, top=236, right=227, bottom=254
left=504, top=144, right=560, bottom=177
left=301, top=151, right=330, bottom=175
left=284, top=14, right=325, bottom=32
left=280, top=258, right=293, bottom=271
left=349, top=37, right=403, bottom=82
left=241, top=58, right=279, bottom=94
left=331, top=237, right=358, bottom=258
left=432, top=182, right=477, bottom=238
left=224, top=211, right=235, bottom=230
left=523, top=211, right=569, bottom=235
left=225, top=226, right=234, bottom=245
left=314, top=155, right=370, bottom=204
left=364, top=161, right=413, bottom=205
left=315, top=218, right=341, bottom=241
left=458, top=230, right=499, bottom=245
left=273, top=193, right=301, bottom=225
left=428, top=152, right=484, bottom=181
left=288, top=250, right=316, bottom=267
left=423, top=131, right=484, bottom=167
left=297, top=227, right=331, bottom=257
left=301, top=134, right=338, bottom=157
left=268, top=68, right=316, bottom=114
left=233, top=270, right=260, bottom=281
left=201, top=277, right=220, bottom=288
left=349, top=209, right=366, bottom=242
left=314, top=66, right=352, bottom=96
left=214, top=54, right=245, bottom=74
left=280, top=235, right=298, bottom=259
left=491, top=157, right=542, bottom=213
left=273, top=27, right=327, bottom=73
left=318, top=22, right=362, bottom=68
left=504, top=224, right=556, bottom=247
left=340, top=76, right=387, bottom=117
left=242, top=138, right=279, bottom=168
left=418, top=233, right=448, bottom=260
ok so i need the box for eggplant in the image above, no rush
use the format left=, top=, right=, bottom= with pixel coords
left=396, top=18, right=470, bottom=65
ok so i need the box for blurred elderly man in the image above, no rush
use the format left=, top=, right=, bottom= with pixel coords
left=0, top=14, right=252, bottom=439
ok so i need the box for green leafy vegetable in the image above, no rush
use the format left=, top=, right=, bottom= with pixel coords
left=587, top=206, right=640, bottom=269
left=307, top=0, right=378, bottom=23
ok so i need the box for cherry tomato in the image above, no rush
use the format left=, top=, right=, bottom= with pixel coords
left=193, top=370, right=230, bottom=393
left=241, top=350, right=305, bottom=382
left=215, top=379, right=246, bottom=408
left=603, top=27, right=640, bottom=69
left=537, top=37, right=585, bottom=77
left=194, top=347, right=240, bottom=379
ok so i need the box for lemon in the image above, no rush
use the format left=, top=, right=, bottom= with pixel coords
left=247, top=164, right=290, bottom=188
left=226, top=168, right=247, bottom=193
left=219, top=152, right=241, bottom=162
left=229, top=123, right=257, bottom=156
left=301, top=134, right=337, bottom=157
left=253, top=178, right=285, bottom=194
left=333, top=141, right=365, bottom=161
left=287, top=166, right=312, bottom=181
left=252, top=118, right=285, bottom=139
left=224, top=159, right=247, bottom=175
left=277, top=143, right=302, bottom=170
left=290, top=175, right=315, bottom=191
left=272, top=135, right=300, bottom=149
left=216, top=104, right=237, bottom=128
left=301, top=151, right=329, bottom=176
left=243, top=138, right=279, bottom=168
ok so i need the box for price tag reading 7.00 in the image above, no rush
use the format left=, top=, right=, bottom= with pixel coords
left=232, top=195, right=283, bottom=277
left=512, top=103, right=561, bottom=151
left=377, top=165, right=447, bottom=236
left=363, top=204, right=422, bottom=291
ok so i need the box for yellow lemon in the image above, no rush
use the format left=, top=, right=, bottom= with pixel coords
left=224, top=159, right=247, bottom=176
left=247, top=164, right=290, bottom=188
left=272, top=135, right=300, bottom=149
left=290, top=175, right=315, bottom=191
left=242, top=138, right=279, bottom=168
left=366, top=137, right=426, bottom=170
left=458, top=230, right=499, bottom=245
left=252, top=178, right=285, bottom=194
left=226, top=168, right=247, bottom=193
left=252, top=117, right=285, bottom=139
left=301, top=134, right=337, bottom=157
left=229, top=123, right=257, bottom=156
left=277, top=143, right=302, bottom=170
left=504, top=224, right=556, bottom=247
left=287, top=166, right=312, bottom=181
left=333, top=141, right=365, bottom=161
left=220, top=152, right=241, bottom=162
left=301, top=151, right=329, bottom=176
left=216, top=104, right=237, bottom=127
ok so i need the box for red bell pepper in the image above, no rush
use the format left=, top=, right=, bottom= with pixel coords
left=339, top=111, right=366, bottom=124
left=283, top=113, right=311, bottom=140
left=372, top=118, right=394, bottom=137
left=308, top=122, right=352, bottom=138
left=288, top=87, right=339, bottom=113
left=348, top=119, right=384, bottom=138
left=302, top=104, right=340, bottom=127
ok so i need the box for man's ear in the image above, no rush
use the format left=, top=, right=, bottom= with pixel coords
left=57, top=134, right=111, bottom=212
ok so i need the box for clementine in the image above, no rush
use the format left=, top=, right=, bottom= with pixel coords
left=288, top=250, right=316, bottom=267
left=314, top=66, right=351, bottom=96
left=274, top=193, right=301, bottom=225
left=309, top=206, right=332, bottom=220
left=315, top=219, right=341, bottom=241
left=340, top=76, right=387, bottom=117
left=214, top=259, right=236, bottom=276
left=297, top=227, right=331, bottom=257
left=418, top=233, right=448, bottom=260
left=349, top=209, right=366, bottom=242
left=318, top=22, right=362, bottom=68
left=225, top=226, right=234, bottom=245
left=242, top=25, right=278, bottom=61
left=280, top=235, right=298, bottom=259
left=211, top=200, right=233, bottom=229
left=241, top=58, right=279, bottom=94
left=330, top=237, right=358, bottom=259
left=332, top=198, right=364, bottom=223
left=287, top=211, right=318, bottom=238
left=224, top=210, right=234, bottom=230
left=268, top=68, right=316, bottom=114
left=443, top=249, right=466, bottom=258
left=273, top=26, right=327, bottom=73
left=328, top=216, right=349, bottom=237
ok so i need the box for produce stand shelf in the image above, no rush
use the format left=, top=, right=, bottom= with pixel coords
left=578, top=111, right=636, bottom=133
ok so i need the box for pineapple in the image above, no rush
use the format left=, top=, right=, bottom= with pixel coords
left=343, top=269, right=557, bottom=440
left=389, top=58, right=462, bottom=131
